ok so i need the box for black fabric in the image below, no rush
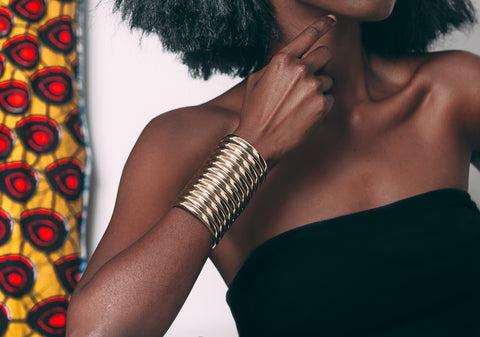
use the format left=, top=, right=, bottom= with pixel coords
left=226, top=189, right=480, bottom=337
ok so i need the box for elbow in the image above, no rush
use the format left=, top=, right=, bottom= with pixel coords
left=66, top=289, right=105, bottom=337
left=66, top=288, right=142, bottom=337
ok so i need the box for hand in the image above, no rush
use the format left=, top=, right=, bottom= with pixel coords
left=234, top=15, right=337, bottom=166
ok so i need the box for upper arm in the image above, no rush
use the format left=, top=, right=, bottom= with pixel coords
left=430, top=51, right=480, bottom=164
left=451, top=52, right=480, bottom=152
left=455, top=52, right=480, bottom=168
left=78, top=106, right=236, bottom=289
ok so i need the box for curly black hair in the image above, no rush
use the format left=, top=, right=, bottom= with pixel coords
left=113, top=0, right=477, bottom=79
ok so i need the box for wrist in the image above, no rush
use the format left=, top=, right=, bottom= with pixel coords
left=173, top=134, right=268, bottom=248
left=232, top=127, right=272, bottom=164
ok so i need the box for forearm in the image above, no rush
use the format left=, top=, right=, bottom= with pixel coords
left=66, top=134, right=266, bottom=336
left=66, top=207, right=213, bottom=337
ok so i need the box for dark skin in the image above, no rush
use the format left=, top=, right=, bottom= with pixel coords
left=66, top=1, right=480, bottom=336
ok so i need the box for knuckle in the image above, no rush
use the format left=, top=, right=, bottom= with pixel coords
left=317, top=46, right=333, bottom=59
left=318, top=96, right=329, bottom=111
left=294, top=62, right=309, bottom=76
left=320, top=76, right=334, bottom=91
left=305, top=77, right=319, bottom=90
left=272, top=52, right=291, bottom=66
left=304, top=25, right=321, bottom=36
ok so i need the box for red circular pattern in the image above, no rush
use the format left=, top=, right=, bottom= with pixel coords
left=3, top=35, right=40, bottom=69
left=30, top=67, right=73, bottom=105
left=1, top=2, right=84, bottom=336
left=65, top=108, right=85, bottom=145
left=54, top=254, right=81, bottom=293
left=0, top=125, right=15, bottom=160
left=46, top=158, right=83, bottom=200
left=0, top=255, right=36, bottom=298
left=26, top=296, right=68, bottom=336
left=0, top=303, right=11, bottom=335
left=39, top=16, right=75, bottom=53
left=0, top=80, right=30, bottom=115
left=10, top=0, right=46, bottom=22
left=0, top=162, right=38, bottom=202
left=20, top=209, right=68, bottom=253
left=0, top=209, right=13, bottom=246
left=0, top=55, right=5, bottom=78
left=16, top=115, right=61, bottom=153
left=0, top=8, right=12, bottom=38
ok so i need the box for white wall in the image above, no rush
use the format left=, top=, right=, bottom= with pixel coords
left=85, top=1, right=480, bottom=336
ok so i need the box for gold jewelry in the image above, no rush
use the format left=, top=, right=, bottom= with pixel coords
left=174, top=134, right=268, bottom=247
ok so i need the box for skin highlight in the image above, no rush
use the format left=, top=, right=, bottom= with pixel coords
left=66, top=1, right=480, bottom=336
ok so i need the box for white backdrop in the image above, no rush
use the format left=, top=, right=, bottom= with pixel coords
left=85, top=1, right=480, bottom=336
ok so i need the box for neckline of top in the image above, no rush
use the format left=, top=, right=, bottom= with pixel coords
left=227, top=187, right=475, bottom=291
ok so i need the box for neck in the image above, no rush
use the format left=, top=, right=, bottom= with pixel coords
left=268, top=2, right=371, bottom=112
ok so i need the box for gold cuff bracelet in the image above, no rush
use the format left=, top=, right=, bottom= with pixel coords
left=173, top=134, right=268, bottom=248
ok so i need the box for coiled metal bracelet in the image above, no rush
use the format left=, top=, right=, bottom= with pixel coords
left=174, top=134, right=268, bottom=247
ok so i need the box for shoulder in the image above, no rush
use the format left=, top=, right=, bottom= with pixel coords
left=415, top=50, right=480, bottom=103
left=414, top=51, right=480, bottom=149
left=417, top=50, right=480, bottom=84
left=124, top=101, right=241, bottom=196
left=135, top=78, right=248, bottom=169
left=419, top=49, right=480, bottom=67
left=122, top=80, right=246, bottom=198
left=110, top=102, right=240, bottom=214
left=141, top=103, right=239, bottom=149
left=133, top=102, right=240, bottom=177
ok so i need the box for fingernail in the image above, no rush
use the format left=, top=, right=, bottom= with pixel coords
left=327, top=14, right=337, bottom=24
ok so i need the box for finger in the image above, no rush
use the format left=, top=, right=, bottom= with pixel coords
left=317, top=75, right=334, bottom=93
left=280, top=15, right=337, bottom=58
left=302, top=45, right=332, bottom=73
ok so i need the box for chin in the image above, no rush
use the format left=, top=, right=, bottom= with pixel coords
left=360, top=1, right=397, bottom=21
left=297, top=0, right=397, bottom=21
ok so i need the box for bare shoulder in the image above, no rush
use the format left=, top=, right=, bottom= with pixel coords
left=119, top=102, right=241, bottom=215
left=413, top=51, right=480, bottom=152
left=120, top=101, right=241, bottom=214
left=415, top=50, right=480, bottom=102
left=140, top=103, right=239, bottom=165
left=135, top=78, right=249, bottom=179
left=420, top=49, right=480, bottom=69
left=118, top=103, right=239, bottom=200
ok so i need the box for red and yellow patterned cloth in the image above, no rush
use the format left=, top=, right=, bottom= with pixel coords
left=0, top=0, right=87, bottom=335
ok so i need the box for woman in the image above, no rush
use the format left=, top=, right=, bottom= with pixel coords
left=67, top=0, right=480, bottom=336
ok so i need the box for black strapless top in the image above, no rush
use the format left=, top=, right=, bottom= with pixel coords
left=226, top=189, right=480, bottom=336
